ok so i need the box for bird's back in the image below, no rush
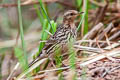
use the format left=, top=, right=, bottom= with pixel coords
left=40, top=24, right=72, bottom=56
left=29, top=24, right=76, bottom=67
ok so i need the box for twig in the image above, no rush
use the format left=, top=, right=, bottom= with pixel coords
left=23, top=74, right=46, bottom=80
left=76, top=40, right=118, bottom=44
left=45, top=30, right=53, bottom=36
left=101, top=65, right=120, bottom=77
left=97, top=23, right=113, bottom=40
left=80, top=48, right=120, bottom=67
left=108, top=30, right=120, bottom=41
left=105, top=41, right=120, bottom=49
left=100, top=30, right=120, bottom=47
left=39, top=40, right=47, bottom=43
left=0, top=0, right=58, bottom=8
left=7, top=63, right=20, bottom=80
left=56, top=1, right=76, bottom=9
left=38, top=66, right=70, bottom=73
left=104, top=33, right=112, bottom=48
left=93, top=1, right=109, bottom=26
left=95, top=37, right=104, bottom=52
left=16, top=58, right=48, bottom=80
left=89, top=0, right=105, bottom=7
left=74, top=45, right=106, bottom=53
left=0, top=0, right=76, bottom=9
left=93, top=23, right=113, bottom=47
left=19, top=66, right=70, bottom=80
left=81, top=23, right=104, bottom=40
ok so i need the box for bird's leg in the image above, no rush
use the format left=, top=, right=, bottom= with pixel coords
left=48, top=56, right=56, bottom=68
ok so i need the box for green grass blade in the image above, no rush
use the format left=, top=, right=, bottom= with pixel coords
left=34, top=4, right=44, bottom=25
left=39, top=20, right=57, bottom=53
left=55, top=46, right=62, bottom=68
left=55, top=45, right=63, bottom=80
left=18, top=0, right=26, bottom=52
left=83, top=0, right=89, bottom=35
left=77, top=13, right=85, bottom=31
left=38, top=0, right=54, bottom=31
left=38, top=19, right=48, bottom=52
left=68, top=38, right=77, bottom=80
left=14, top=47, right=27, bottom=70
left=68, top=41, right=76, bottom=70
left=77, top=0, right=89, bottom=35
left=38, top=0, right=47, bottom=19
left=58, top=73, right=64, bottom=80
left=76, top=0, right=82, bottom=9
left=50, top=20, right=57, bottom=34
left=17, top=0, right=28, bottom=69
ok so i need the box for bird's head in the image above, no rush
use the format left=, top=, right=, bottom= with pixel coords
left=63, top=10, right=83, bottom=23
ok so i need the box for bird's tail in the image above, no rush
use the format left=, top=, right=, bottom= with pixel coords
left=28, top=43, right=57, bottom=67
left=28, top=51, right=43, bottom=67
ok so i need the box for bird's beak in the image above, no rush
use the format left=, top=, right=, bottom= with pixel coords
left=76, top=12, right=84, bottom=17
left=79, top=12, right=84, bottom=14
left=78, top=12, right=84, bottom=15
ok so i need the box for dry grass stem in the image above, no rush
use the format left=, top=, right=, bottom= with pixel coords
left=80, top=48, right=120, bottom=67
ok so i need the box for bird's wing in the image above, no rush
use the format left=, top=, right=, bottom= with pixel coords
left=42, top=24, right=64, bottom=54
left=28, top=24, right=63, bottom=67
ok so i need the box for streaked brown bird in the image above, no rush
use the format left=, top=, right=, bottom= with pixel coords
left=29, top=10, right=83, bottom=67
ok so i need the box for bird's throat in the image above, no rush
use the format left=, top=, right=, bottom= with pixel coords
left=63, top=20, right=75, bottom=29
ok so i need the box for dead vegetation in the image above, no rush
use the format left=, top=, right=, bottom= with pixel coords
left=0, top=0, right=120, bottom=80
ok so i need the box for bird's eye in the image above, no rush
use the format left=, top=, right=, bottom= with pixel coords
left=70, top=13, right=74, bottom=15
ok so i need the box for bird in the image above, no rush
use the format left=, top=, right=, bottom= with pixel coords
left=29, top=10, right=83, bottom=67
